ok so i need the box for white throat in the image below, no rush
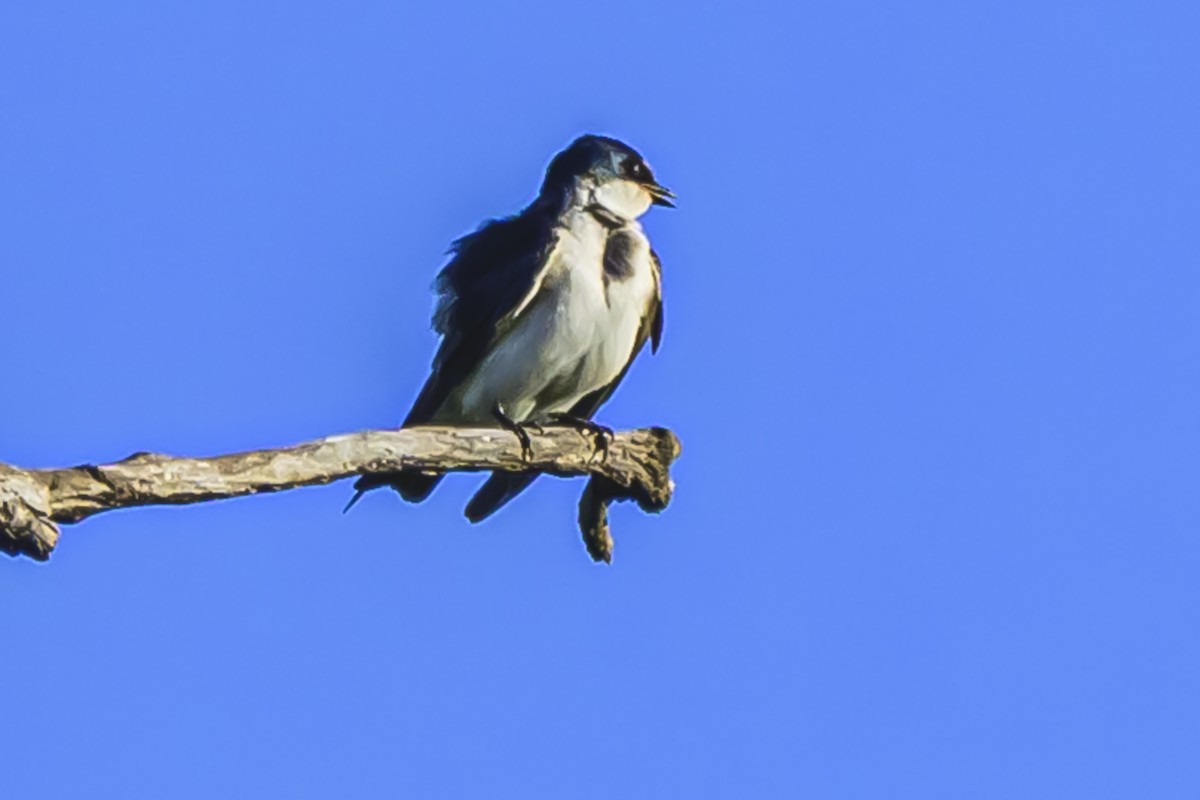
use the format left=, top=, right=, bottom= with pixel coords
left=588, top=178, right=653, bottom=221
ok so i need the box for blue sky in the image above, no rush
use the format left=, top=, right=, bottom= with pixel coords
left=3, top=1, right=1199, bottom=797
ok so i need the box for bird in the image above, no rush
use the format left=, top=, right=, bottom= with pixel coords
left=348, top=134, right=672, bottom=521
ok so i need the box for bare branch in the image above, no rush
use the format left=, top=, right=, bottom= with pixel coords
left=0, top=426, right=681, bottom=563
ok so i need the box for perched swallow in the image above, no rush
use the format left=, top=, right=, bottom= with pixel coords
left=349, top=134, right=671, bottom=521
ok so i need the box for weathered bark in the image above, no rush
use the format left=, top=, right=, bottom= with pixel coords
left=0, top=426, right=680, bottom=564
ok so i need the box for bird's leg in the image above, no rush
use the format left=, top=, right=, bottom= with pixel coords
left=546, top=413, right=613, bottom=460
left=492, top=403, right=534, bottom=462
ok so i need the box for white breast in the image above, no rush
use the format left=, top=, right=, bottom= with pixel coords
left=445, top=208, right=656, bottom=423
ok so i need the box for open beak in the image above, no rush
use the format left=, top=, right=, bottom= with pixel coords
left=646, top=183, right=676, bottom=208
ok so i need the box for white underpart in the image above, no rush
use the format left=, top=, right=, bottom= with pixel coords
left=439, top=179, right=657, bottom=423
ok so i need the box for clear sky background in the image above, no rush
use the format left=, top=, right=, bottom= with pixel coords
left=3, top=2, right=1198, bottom=797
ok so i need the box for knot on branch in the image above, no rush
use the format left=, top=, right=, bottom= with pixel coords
left=0, top=465, right=58, bottom=561
left=577, top=426, right=680, bottom=563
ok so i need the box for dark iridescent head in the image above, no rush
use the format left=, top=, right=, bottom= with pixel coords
left=539, top=134, right=674, bottom=219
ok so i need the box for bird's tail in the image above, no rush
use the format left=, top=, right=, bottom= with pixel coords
left=464, top=471, right=540, bottom=523
left=343, top=470, right=444, bottom=513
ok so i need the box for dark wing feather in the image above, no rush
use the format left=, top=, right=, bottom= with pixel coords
left=649, top=249, right=664, bottom=354
left=347, top=201, right=560, bottom=509
left=405, top=201, right=561, bottom=425
left=463, top=248, right=665, bottom=523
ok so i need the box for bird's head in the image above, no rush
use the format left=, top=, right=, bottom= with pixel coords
left=540, top=134, right=675, bottom=219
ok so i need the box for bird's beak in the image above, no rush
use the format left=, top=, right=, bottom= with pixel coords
left=646, top=183, right=676, bottom=208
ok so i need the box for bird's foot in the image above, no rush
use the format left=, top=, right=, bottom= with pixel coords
left=492, top=404, right=534, bottom=462
left=545, top=413, right=613, bottom=461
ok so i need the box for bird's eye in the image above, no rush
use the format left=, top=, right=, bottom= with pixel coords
left=622, top=159, right=648, bottom=181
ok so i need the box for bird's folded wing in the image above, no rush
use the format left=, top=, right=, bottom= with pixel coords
left=404, top=204, right=561, bottom=425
